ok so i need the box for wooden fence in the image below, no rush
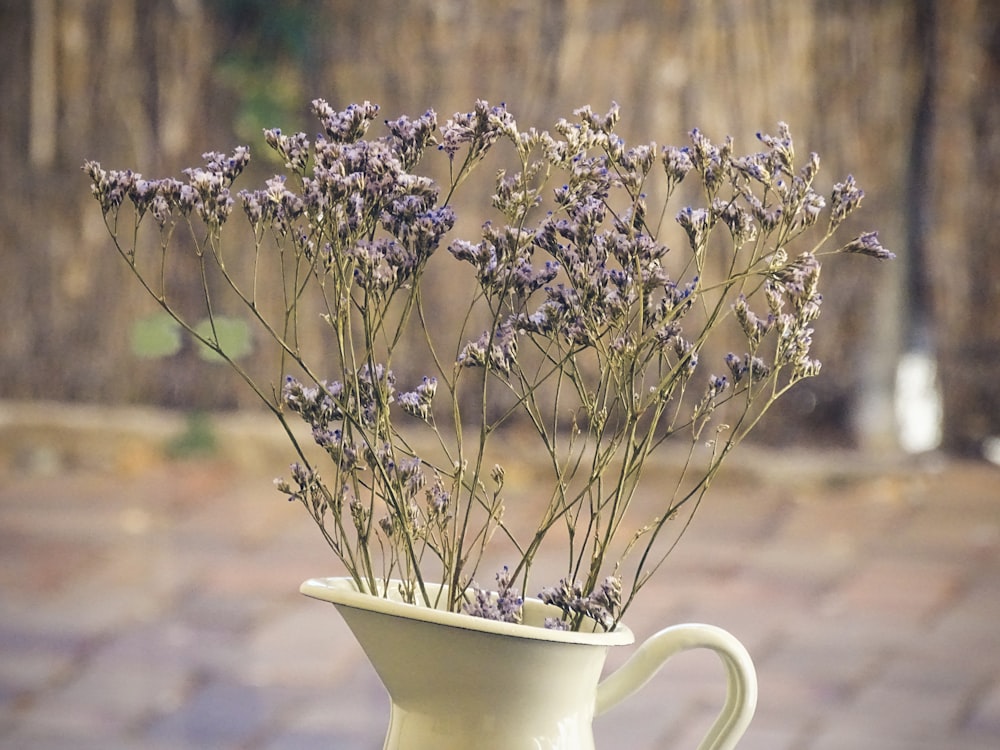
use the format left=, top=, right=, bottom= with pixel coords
left=1, top=0, right=996, bottom=453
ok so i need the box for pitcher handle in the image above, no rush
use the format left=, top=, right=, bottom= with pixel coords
left=595, top=623, right=758, bottom=750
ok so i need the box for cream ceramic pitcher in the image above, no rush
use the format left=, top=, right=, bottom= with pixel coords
left=302, top=577, right=758, bottom=750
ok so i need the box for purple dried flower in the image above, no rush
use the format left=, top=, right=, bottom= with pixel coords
left=733, top=294, right=775, bottom=347
left=311, top=428, right=361, bottom=472
left=745, top=193, right=784, bottom=232
left=312, top=99, right=380, bottom=143
left=530, top=284, right=591, bottom=345
left=653, top=322, right=681, bottom=349
left=449, top=237, right=498, bottom=282
left=799, top=151, right=821, bottom=184
left=493, top=168, right=545, bottom=215
left=149, top=191, right=171, bottom=227
left=282, top=375, right=344, bottom=429
left=732, top=153, right=772, bottom=184
left=439, top=100, right=514, bottom=159
left=398, top=376, right=438, bottom=421
left=384, top=109, right=438, bottom=168
left=591, top=576, right=622, bottom=618
left=238, top=189, right=264, bottom=225
left=425, top=476, right=450, bottom=516
left=775, top=313, right=821, bottom=379
left=276, top=461, right=320, bottom=505
left=693, top=373, right=729, bottom=421
left=830, top=174, right=865, bottom=227
left=574, top=102, right=620, bottom=133
left=770, top=253, right=822, bottom=319
left=725, top=352, right=771, bottom=384
left=756, top=122, right=795, bottom=173
left=463, top=566, right=523, bottom=623
left=127, top=178, right=156, bottom=214
left=662, top=145, right=694, bottom=186
left=676, top=207, right=712, bottom=250
left=841, top=231, right=895, bottom=260
left=800, top=190, right=826, bottom=225
left=241, top=174, right=303, bottom=234
left=82, top=161, right=135, bottom=214
left=706, top=374, right=729, bottom=399
left=688, top=129, right=731, bottom=194
left=356, top=363, right=396, bottom=425
left=378, top=515, right=396, bottom=538
left=458, top=320, right=519, bottom=375
left=712, top=198, right=757, bottom=245
left=367, top=444, right=424, bottom=499
left=401, top=204, right=456, bottom=260
left=202, top=147, right=250, bottom=184
left=264, top=129, right=310, bottom=173
left=674, top=337, right=699, bottom=374
left=393, top=456, right=425, bottom=498
left=539, top=579, right=585, bottom=610
left=538, top=576, right=621, bottom=631
left=452, top=221, right=544, bottom=295
left=617, top=143, right=656, bottom=191
left=651, top=276, right=698, bottom=321
left=346, top=238, right=403, bottom=292
left=513, top=258, right=561, bottom=296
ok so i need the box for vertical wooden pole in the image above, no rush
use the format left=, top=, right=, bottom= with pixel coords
left=29, top=0, right=57, bottom=167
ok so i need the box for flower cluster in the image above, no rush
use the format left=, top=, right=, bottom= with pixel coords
left=86, top=100, right=891, bottom=628
left=463, top=566, right=524, bottom=624
left=539, top=576, right=622, bottom=631
left=83, top=147, right=249, bottom=230
left=439, top=99, right=518, bottom=160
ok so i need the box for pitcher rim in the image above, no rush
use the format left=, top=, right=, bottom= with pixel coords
left=301, top=576, right=636, bottom=646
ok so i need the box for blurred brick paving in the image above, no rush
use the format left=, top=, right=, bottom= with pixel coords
left=1, top=403, right=998, bottom=749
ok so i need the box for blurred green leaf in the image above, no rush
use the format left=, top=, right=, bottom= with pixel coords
left=194, top=316, right=253, bottom=362
left=130, top=313, right=182, bottom=359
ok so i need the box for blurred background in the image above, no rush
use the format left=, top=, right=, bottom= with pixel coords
left=2, top=2, right=1000, bottom=750
left=2, top=0, right=998, bottom=456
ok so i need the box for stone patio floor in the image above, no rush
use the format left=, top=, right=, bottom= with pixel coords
left=1, top=401, right=999, bottom=749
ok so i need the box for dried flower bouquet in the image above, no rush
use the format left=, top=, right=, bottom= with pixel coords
left=85, top=100, right=891, bottom=631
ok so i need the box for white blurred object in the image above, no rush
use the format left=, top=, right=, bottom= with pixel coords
left=983, top=436, right=1000, bottom=466
left=895, top=349, right=942, bottom=453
